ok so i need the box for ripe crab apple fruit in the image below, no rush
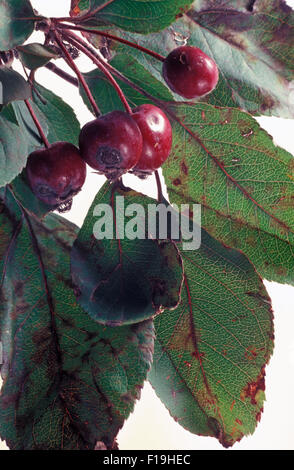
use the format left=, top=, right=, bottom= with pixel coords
left=162, top=46, right=219, bottom=99
left=79, top=110, right=143, bottom=179
left=26, top=142, right=86, bottom=212
left=131, top=104, right=172, bottom=177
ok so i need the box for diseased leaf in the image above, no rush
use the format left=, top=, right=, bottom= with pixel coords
left=71, top=182, right=184, bottom=326
left=191, top=203, right=294, bottom=286
left=149, top=229, right=274, bottom=447
left=0, top=188, right=154, bottom=449
left=0, top=67, right=31, bottom=105
left=0, top=0, right=36, bottom=50
left=70, top=0, right=194, bottom=33
left=111, top=0, right=294, bottom=117
left=17, top=43, right=59, bottom=70
left=161, top=102, right=294, bottom=285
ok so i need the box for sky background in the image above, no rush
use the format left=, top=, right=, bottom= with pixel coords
left=1, top=0, right=294, bottom=451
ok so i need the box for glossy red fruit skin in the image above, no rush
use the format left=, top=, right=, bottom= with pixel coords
left=132, top=104, right=172, bottom=176
left=26, top=142, right=86, bottom=212
left=162, top=46, right=219, bottom=99
left=79, top=110, right=143, bottom=179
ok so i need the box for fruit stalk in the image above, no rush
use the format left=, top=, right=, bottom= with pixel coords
left=45, top=62, right=78, bottom=87
left=155, top=170, right=164, bottom=203
left=58, top=24, right=165, bottom=62
left=60, top=30, right=132, bottom=114
left=24, top=99, right=50, bottom=148
left=53, top=31, right=101, bottom=117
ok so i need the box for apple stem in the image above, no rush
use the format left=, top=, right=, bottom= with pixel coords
left=45, top=62, right=79, bottom=87
left=24, top=99, right=50, bottom=148
left=61, top=30, right=133, bottom=115
left=53, top=31, right=101, bottom=117
left=155, top=170, right=164, bottom=203
left=57, top=24, right=165, bottom=62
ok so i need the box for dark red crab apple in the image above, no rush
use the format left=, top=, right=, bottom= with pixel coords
left=162, top=46, right=219, bottom=99
left=132, top=104, right=172, bottom=177
left=26, top=142, right=86, bottom=212
left=79, top=110, right=143, bottom=179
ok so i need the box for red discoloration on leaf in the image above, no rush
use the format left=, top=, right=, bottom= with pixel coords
left=181, top=161, right=188, bottom=175
left=70, top=0, right=85, bottom=17
left=256, top=407, right=263, bottom=422
left=245, top=346, right=258, bottom=361
left=191, top=350, right=205, bottom=360
left=241, top=367, right=266, bottom=405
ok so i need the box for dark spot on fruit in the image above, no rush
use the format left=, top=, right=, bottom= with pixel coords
left=246, top=1, right=256, bottom=12
left=97, top=146, right=122, bottom=167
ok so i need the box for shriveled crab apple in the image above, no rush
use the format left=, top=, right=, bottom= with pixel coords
left=26, top=142, right=87, bottom=212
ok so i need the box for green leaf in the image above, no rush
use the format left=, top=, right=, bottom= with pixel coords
left=161, top=102, right=294, bottom=285
left=12, top=100, right=48, bottom=152
left=70, top=0, right=194, bottom=33
left=81, top=52, right=172, bottom=114
left=9, top=171, right=52, bottom=218
left=17, top=43, right=59, bottom=70
left=0, top=189, right=154, bottom=449
left=32, top=82, right=81, bottom=146
left=0, top=66, right=31, bottom=105
left=0, top=109, right=30, bottom=187
left=112, top=0, right=294, bottom=117
left=71, top=182, right=184, bottom=326
left=149, top=230, right=274, bottom=448
left=190, top=203, right=294, bottom=286
left=0, top=0, right=36, bottom=50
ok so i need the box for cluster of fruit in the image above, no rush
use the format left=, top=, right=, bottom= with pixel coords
left=26, top=46, right=218, bottom=212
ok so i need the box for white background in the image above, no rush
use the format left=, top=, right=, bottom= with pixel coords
left=1, top=0, right=293, bottom=451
